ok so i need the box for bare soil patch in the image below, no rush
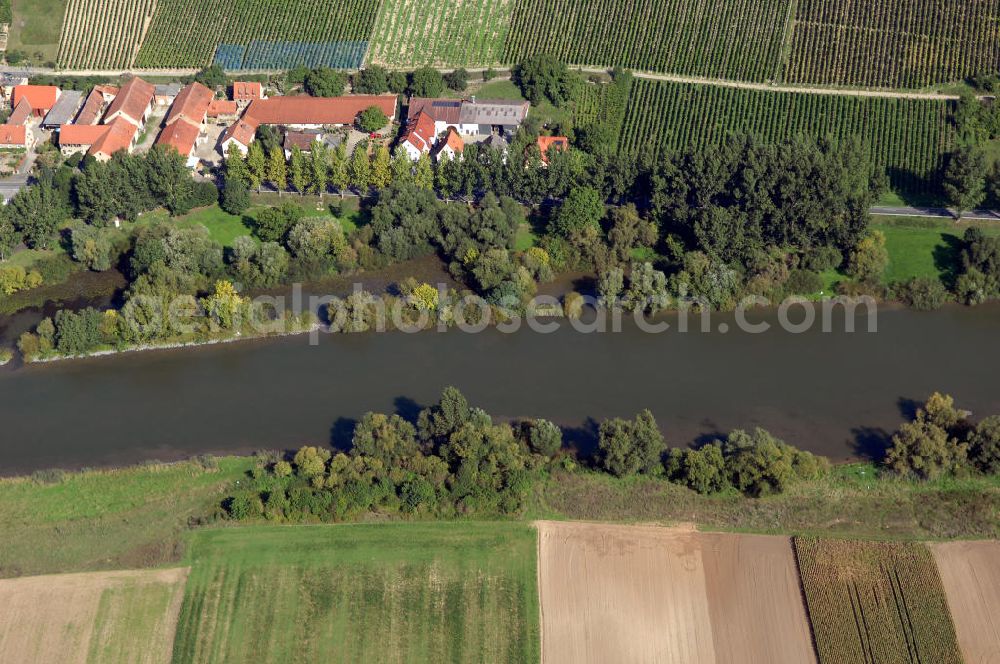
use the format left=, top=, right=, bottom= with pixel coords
left=0, top=567, right=188, bottom=664
left=536, top=521, right=817, bottom=663
left=930, top=540, right=1000, bottom=664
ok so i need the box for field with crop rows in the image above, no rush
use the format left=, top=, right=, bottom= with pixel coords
left=171, top=523, right=540, bottom=664
left=368, top=0, right=513, bottom=68
left=785, top=0, right=1000, bottom=88
left=795, top=538, right=962, bottom=664
left=56, top=0, right=156, bottom=68
left=618, top=78, right=955, bottom=194
left=502, top=0, right=791, bottom=81
left=135, top=0, right=380, bottom=68
left=572, top=75, right=634, bottom=134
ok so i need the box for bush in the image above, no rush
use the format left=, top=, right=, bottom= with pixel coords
left=357, top=105, right=389, bottom=134
left=785, top=269, right=823, bottom=296
left=444, top=68, right=468, bottom=91
left=226, top=492, right=264, bottom=520
left=220, top=177, right=250, bottom=215
left=896, top=277, right=950, bottom=310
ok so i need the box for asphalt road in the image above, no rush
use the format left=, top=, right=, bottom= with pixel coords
left=870, top=206, right=1000, bottom=221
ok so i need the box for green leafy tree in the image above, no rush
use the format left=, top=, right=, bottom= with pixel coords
left=8, top=181, right=64, bottom=249
left=969, top=416, right=1000, bottom=474
left=723, top=428, right=825, bottom=496
left=304, top=67, right=347, bottom=97
left=552, top=186, right=604, bottom=238
left=69, top=225, right=114, bottom=271
left=944, top=146, right=988, bottom=216
left=349, top=144, right=372, bottom=194
left=358, top=106, right=389, bottom=133
left=328, top=144, right=349, bottom=195
left=354, top=65, right=389, bottom=94
left=267, top=147, right=287, bottom=192
left=370, top=144, right=392, bottom=189
left=0, top=214, right=16, bottom=260
left=408, top=67, right=445, bottom=97
left=598, top=410, right=665, bottom=476
left=225, top=142, right=249, bottom=185
left=387, top=71, right=408, bottom=94
left=390, top=151, right=413, bottom=185
left=847, top=230, right=888, bottom=283
left=886, top=417, right=969, bottom=479
left=289, top=145, right=308, bottom=194
left=414, top=152, right=434, bottom=190
left=444, top=68, right=468, bottom=91
left=309, top=141, right=328, bottom=194
left=523, top=419, right=562, bottom=458
left=351, top=412, right=419, bottom=469
left=221, top=175, right=250, bottom=215
left=245, top=141, right=267, bottom=191
left=513, top=55, right=580, bottom=106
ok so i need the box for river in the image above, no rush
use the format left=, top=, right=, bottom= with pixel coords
left=0, top=300, right=998, bottom=474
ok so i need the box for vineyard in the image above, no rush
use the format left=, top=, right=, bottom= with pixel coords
left=784, top=0, right=1000, bottom=88
left=215, top=41, right=369, bottom=70
left=795, top=539, right=962, bottom=664
left=502, top=0, right=791, bottom=82
left=135, top=0, right=381, bottom=68
left=617, top=78, right=956, bottom=194
left=56, top=0, right=156, bottom=69
left=368, top=0, right=513, bottom=68
left=572, top=74, right=633, bottom=134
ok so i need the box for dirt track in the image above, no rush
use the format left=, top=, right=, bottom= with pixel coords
left=0, top=567, right=188, bottom=664
left=930, top=541, right=1000, bottom=664
left=535, top=521, right=817, bottom=664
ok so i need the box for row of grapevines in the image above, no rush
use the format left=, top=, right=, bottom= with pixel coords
left=135, top=0, right=381, bottom=68
left=57, top=0, right=155, bottom=69
left=618, top=78, right=956, bottom=196
left=368, top=0, right=513, bottom=67
left=785, top=0, right=1000, bottom=87
left=502, top=0, right=791, bottom=82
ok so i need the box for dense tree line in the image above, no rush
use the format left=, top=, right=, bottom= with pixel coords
left=223, top=387, right=829, bottom=522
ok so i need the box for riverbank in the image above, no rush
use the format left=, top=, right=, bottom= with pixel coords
left=1, top=454, right=997, bottom=579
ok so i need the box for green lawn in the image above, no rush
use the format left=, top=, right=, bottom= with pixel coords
left=8, top=0, right=65, bottom=62
left=514, top=224, right=538, bottom=251
left=0, top=458, right=250, bottom=578
left=174, top=205, right=254, bottom=248
left=872, top=216, right=1000, bottom=283
left=475, top=79, right=525, bottom=101
left=172, top=523, right=540, bottom=664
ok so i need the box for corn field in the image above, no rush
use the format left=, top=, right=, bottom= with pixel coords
left=617, top=78, right=956, bottom=195
left=794, top=538, right=963, bottom=664
left=135, top=0, right=381, bottom=68
left=57, top=0, right=156, bottom=69
left=368, top=0, right=513, bottom=67
left=784, top=0, right=1000, bottom=88
left=502, top=0, right=791, bottom=81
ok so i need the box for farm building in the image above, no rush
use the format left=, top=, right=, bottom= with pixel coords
left=0, top=74, right=28, bottom=107
left=11, top=85, right=60, bottom=117
left=409, top=97, right=529, bottom=139
left=75, top=86, right=119, bottom=125
left=156, top=121, right=202, bottom=166
left=232, top=81, right=264, bottom=108
left=41, top=91, right=83, bottom=130
left=104, top=77, right=155, bottom=128
left=58, top=117, right=140, bottom=161
left=207, top=100, right=239, bottom=122
left=0, top=125, right=30, bottom=149
left=156, top=82, right=215, bottom=167
left=220, top=94, right=396, bottom=155
left=57, top=124, right=110, bottom=156
left=7, top=99, right=32, bottom=126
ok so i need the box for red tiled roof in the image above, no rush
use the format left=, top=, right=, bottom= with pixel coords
left=409, top=98, right=461, bottom=124
left=105, top=77, right=155, bottom=126
left=12, top=85, right=58, bottom=113
left=207, top=100, right=238, bottom=117
left=232, top=81, right=262, bottom=101
left=221, top=118, right=257, bottom=148
left=537, top=136, right=569, bottom=164
left=7, top=98, right=32, bottom=126
left=156, top=120, right=200, bottom=157
left=58, top=124, right=109, bottom=146
left=94, top=85, right=119, bottom=97
left=244, top=95, right=396, bottom=126
left=400, top=111, right=436, bottom=152
left=89, top=118, right=137, bottom=159
left=438, top=127, right=464, bottom=154
left=165, top=82, right=213, bottom=127
left=0, top=125, right=26, bottom=146
left=76, top=89, right=105, bottom=125
left=222, top=95, right=396, bottom=148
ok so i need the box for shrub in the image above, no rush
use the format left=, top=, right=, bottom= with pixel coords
left=896, top=277, right=950, bottom=310
left=785, top=269, right=823, bottom=295
left=226, top=492, right=264, bottom=519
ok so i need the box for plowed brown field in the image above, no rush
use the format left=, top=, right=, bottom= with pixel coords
left=930, top=540, right=1000, bottom=664
left=535, top=521, right=816, bottom=664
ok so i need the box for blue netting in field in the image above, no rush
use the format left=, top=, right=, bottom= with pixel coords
left=213, top=44, right=248, bottom=70
left=240, top=41, right=368, bottom=70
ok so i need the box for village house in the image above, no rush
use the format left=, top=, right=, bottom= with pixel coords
left=431, top=127, right=464, bottom=163
left=75, top=85, right=118, bottom=125
left=103, top=77, right=155, bottom=128
left=11, top=85, right=60, bottom=118
left=153, top=83, right=181, bottom=108
left=207, top=100, right=239, bottom=123
left=0, top=124, right=31, bottom=150
left=155, top=81, right=214, bottom=167
left=537, top=135, right=569, bottom=166
left=0, top=73, right=29, bottom=108
left=232, top=81, right=264, bottom=109
left=220, top=94, right=396, bottom=155
left=400, top=97, right=529, bottom=161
